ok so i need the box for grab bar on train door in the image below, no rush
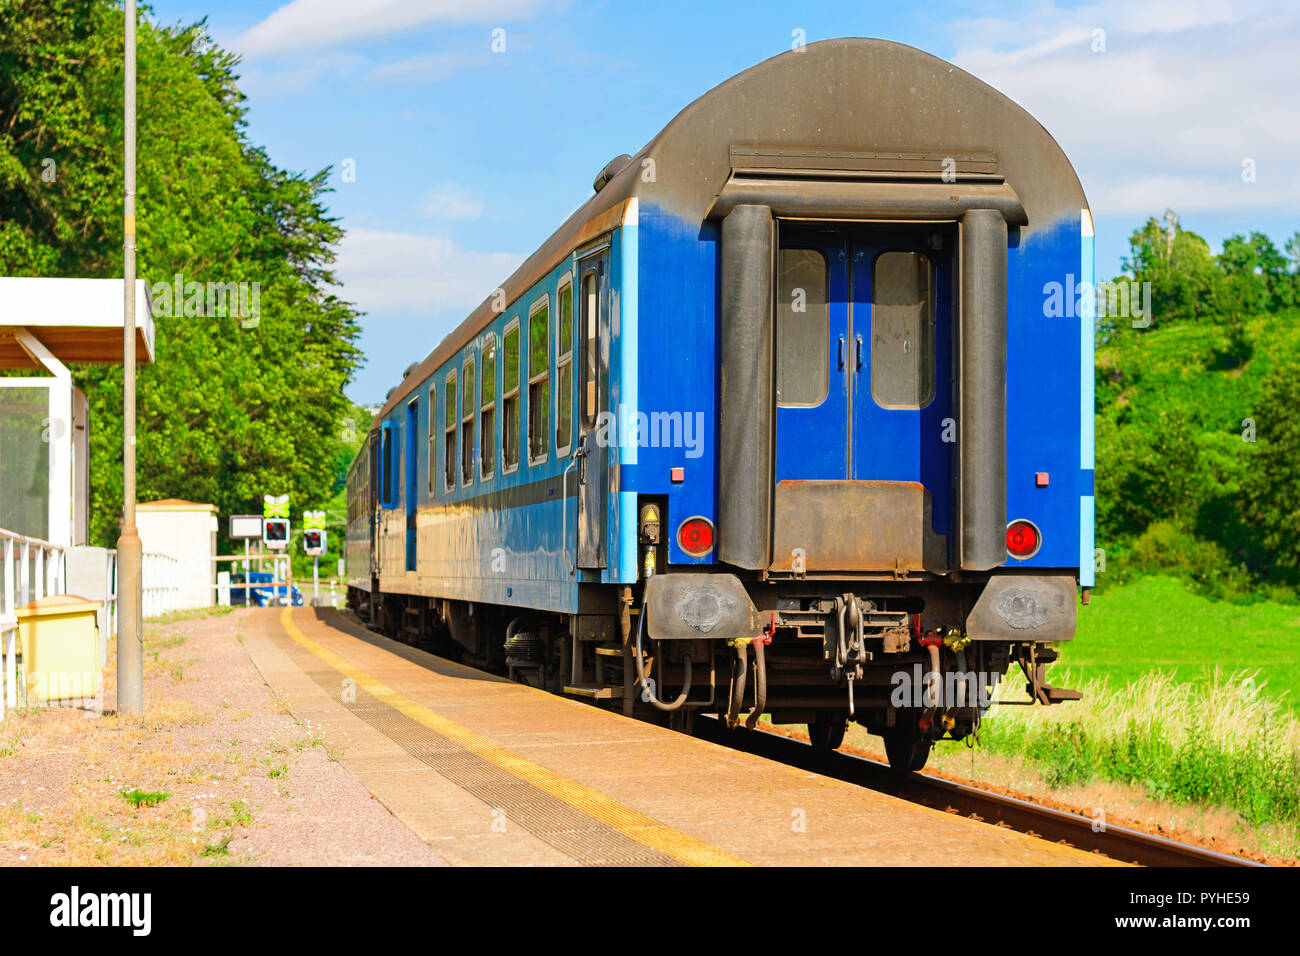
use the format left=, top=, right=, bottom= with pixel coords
left=562, top=439, right=584, bottom=576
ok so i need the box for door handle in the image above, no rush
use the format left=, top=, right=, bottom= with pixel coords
left=837, top=335, right=845, bottom=370
left=574, top=434, right=588, bottom=484
left=855, top=334, right=864, bottom=371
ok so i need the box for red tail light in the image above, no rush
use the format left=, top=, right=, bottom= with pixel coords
left=677, top=516, right=715, bottom=557
left=1006, top=520, right=1041, bottom=559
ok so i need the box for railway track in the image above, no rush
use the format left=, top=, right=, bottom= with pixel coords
left=692, top=718, right=1264, bottom=867
left=346, top=608, right=1263, bottom=867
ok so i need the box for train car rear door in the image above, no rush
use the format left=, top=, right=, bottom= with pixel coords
left=575, top=251, right=608, bottom=568
left=772, top=223, right=952, bottom=572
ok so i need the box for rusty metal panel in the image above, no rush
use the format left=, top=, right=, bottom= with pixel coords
left=644, top=573, right=763, bottom=641
left=769, top=480, right=947, bottom=573
left=966, top=573, right=1076, bottom=642
left=575, top=613, right=618, bottom=645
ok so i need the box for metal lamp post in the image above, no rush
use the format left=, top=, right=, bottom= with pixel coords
left=116, top=0, right=143, bottom=715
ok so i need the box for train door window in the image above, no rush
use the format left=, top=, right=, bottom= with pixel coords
left=444, top=370, right=457, bottom=492
left=461, top=354, right=476, bottom=487
left=555, top=278, right=574, bottom=455
left=871, top=251, right=935, bottom=409
left=527, top=295, right=550, bottom=464
left=434, top=385, right=444, bottom=496
left=480, top=334, right=497, bottom=479
left=502, top=320, right=520, bottom=472
left=581, top=271, right=598, bottom=426
left=776, top=248, right=829, bottom=407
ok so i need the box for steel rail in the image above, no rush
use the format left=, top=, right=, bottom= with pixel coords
left=692, top=718, right=1264, bottom=868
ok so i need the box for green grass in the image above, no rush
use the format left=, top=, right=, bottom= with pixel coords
left=979, top=670, right=1300, bottom=835
left=1061, top=575, right=1300, bottom=710
left=200, top=835, right=232, bottom=858
left=972, top=573, right=1300, bottom=849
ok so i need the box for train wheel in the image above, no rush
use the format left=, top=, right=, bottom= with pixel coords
left=883, top=716, right=932, bottom=772
left=808, top=715, right=847, bottom=753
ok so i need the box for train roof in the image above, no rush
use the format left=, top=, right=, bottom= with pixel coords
left=373, top=37, right=1088, bottom=423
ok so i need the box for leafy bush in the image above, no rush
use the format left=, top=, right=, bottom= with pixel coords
left=1241, top=356, right=1300, bottom=580
left=1129, top=522, right=1254, bottom=601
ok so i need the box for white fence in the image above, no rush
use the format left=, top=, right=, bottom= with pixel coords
left=1, top=527, right=66, bottom=720
left=0, top=530, right=180, bottom=719
left=141, top=551, right=181, bottom=619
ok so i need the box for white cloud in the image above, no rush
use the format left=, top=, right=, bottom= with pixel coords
left=333, top=227, right=522, bottom=317
left=421, top=186, right=486, bottom=221
left=235, top=0, right=558, bottom=58
left=235, top=51, right=367, bottom=99
left=365, top=50, right=485, bottom=85
left=947, top=0, right=1300, bottom=217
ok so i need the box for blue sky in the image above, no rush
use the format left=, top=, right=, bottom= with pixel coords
left=147, top=0, right=1300, bottom=404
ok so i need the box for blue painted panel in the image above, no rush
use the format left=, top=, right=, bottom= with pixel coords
left=372, top=244, right=604, bottom=613
left=1004, top=214, right=1084, bottom=572
left=627, top=205, right=719, bottom=566
left=368, top=199, right=1089, bottom=613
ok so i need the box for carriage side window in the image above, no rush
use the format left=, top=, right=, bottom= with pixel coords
left=776, top=248, right=829, bottom=407
left=444, top=370, right=457, bottom=492
left=434, top=385, right=444, bottom=496
left=480, top=334, right=497, bottom=479
left=872, top=251, right=935, bottom=409
left=555, top=280, right=573, bottom=455
left=528, top=296, right=550, bottom=464
left=461, top=355, right=476, bottom=486
left=581, top=271, right=598, bottom=427
left=502, top=321, right=520, bottom=471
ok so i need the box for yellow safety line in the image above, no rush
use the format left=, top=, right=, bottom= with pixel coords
left=278, top=608, right=750, bottom=867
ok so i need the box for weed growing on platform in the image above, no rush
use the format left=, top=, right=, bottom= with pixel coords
left=120, top=788, right=170, bottom=809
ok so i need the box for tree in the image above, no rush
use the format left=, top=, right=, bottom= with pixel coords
left=1217, top=231, right=1289, bottom=314
left=1120, top=210, right=1220, bottom=324
left=1240, top=358, right=1300, bottom=580
left=0, top=0, right=362, bottom=546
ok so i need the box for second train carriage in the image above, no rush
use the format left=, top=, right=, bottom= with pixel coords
left=346, top=38, right=1093, bottom=770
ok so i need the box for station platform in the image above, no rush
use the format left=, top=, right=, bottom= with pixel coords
left=242, top=607, right=1111, bottom=867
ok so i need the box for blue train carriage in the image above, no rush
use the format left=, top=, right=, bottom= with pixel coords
left=345, top=38, right=1093, bottom=771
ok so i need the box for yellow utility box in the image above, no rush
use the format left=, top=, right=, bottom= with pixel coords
left=16, top=595, right=103, bottom=704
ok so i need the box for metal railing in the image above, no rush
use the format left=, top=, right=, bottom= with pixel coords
left=141, top=551, right=181, bottom=619
left=1, top=527, right=67, bottom=720
left=0, top=533, right=182, bottom=719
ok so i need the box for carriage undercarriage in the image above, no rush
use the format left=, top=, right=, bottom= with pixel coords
left=350, top=573, right=1079, bottom=773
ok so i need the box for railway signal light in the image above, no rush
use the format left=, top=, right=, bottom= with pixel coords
left=263, top=494, right=290, bottom=551
left=263, top=518, right=289, bottom=550
left=303, top=510, right=327, bottom=556
left=303, top=529, right=326, bottom=556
